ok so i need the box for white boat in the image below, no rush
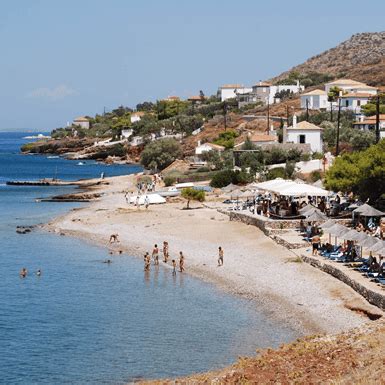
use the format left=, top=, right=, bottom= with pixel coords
left=47, top=156, right=59, bottom=159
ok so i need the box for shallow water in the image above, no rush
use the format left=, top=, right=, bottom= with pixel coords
left=0, top=132, right=298, bottom=384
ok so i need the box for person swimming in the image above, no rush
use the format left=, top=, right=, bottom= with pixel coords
left=19, top=267, right=28, bottom=278
left=35, top=269, right=42, bottom=276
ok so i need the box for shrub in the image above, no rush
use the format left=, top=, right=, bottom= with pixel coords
left=300, top=153, right=311, bottom=162
left=312, top=152, right=324, bottom=160
left=210, top=169, right=253, bottom=188
left=213, top=129, right=239, bottom=149
left=266, top=167, right=286, bottom=180
left=164, top=176, right=176, bottom=187
left=310, top=170, right=322, bottom=182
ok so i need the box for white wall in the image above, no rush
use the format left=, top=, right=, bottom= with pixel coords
left=219, top=87, right=252, bottom=102
left=73, top=121, right=89, bottom=129
left=342, top=97, right=369, bottom=112
left=195, top=143, right=214, bottom=155
left=300, top=94, right=328, bottom=110
left=286, top=129, right=322, bottom=152
left=130, top=115, right=142, bottom=123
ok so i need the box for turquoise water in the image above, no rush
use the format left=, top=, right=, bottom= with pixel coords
left=0, top=132, right=298, bottom=384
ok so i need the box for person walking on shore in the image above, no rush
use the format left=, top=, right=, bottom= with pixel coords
left=144, top=195, right=150, bottom=210
left=152, top=244, right=159, bottom=265
left=172, top=259, right=177, bottom=275
left=179, top=251, right=185, bottom=272
left=218, top=246, right=224, bottom=266
left=163, top=241, right=169, bottom=263
left=312, top=234, right=321, bottom=256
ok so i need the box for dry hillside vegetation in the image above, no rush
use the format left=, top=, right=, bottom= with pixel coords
left=271, top=32, right=385, bottom=86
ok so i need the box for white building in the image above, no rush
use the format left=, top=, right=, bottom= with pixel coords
left=130, top=136, right=144, bottom=146
left=130, top=111, right=146, bottom=124
left=195, top=141, right=225, bottom=156
left=339, top=92, right=372, bottom=113
left=218, top=84, right=252, bottom=102
left=238, top=81, right=304, bottom=107
left=325, top=79, right=378, bottom=95
left=284, top=116, right=323, bottom=153
left=300, top=89, right=328, bottom=110
left=353, top=114, right=385, bottom=138
left=72, top=116, right=90, bottom=129
left=121, top=128, right=133, bottom=139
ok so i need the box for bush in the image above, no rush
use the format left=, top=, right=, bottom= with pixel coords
left=266, top=167, right=286, bottom=180
left=310, top=170, right=322, bottom=182
left=164, top=176, right=176, bottom=187
left=210, top=169, right=253, bottom=188
left=213, top=129, right=239, bottom=149
left=140, top=138, right=182, bottom=171
left=300, top=153, right=311, bottom=162
left=312, top=152, right=324, bottom=160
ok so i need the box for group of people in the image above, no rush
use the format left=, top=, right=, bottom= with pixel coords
left=143, top=242, right=225, bottom=274
left=19, top=267, right=41, bottom=278
left=144, top=242, right=185, bottom=275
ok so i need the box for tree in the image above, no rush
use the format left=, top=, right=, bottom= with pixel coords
left=136, top=101, right=155, bottom=111
left=241, top=137, right=257, bottom=150
left=327, top=86, right=342, bottom=102
left=181, top=188, right=205, bottom=209
left=324, top=140, right=385, bottom=207
left=140, top=138, right=182, bottom=171
left=361, top=94, right=385, bottom=116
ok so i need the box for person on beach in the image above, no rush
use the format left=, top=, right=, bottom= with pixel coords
left=144, top=252, right=151, bottom=271
left=124, top=191, right=129, bottom=204
left=135, top=195, right=140, bottom=209
left=179, top=252, right=185, bottom=272
left=312, top=234, right=321, bottom=256
left=218, top=246, right=224, bottom=266
left=109, top=233, right=119, bottom=243
left=172, top=259, right=177, bottom=275
left=19, top=267, right=28, bottom=278
left=163, top=241, right=169, bottom=263
left=152, top=244, right=159, bottom=265
left=144, top=195, right=150, bottom=210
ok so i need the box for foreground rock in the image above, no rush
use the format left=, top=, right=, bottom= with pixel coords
left=140, top=319, right=385, bottom=384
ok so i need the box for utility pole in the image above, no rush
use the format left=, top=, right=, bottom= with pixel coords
left=266, top=98, right=270, bottom=134
left=375, top=95, right=380, bottom=143
left=336, top=98, right=341, bottom=156
left=286, top=105, right=289, bottom=126
left=330, top=102, right=333, bottom=122
left=306, top=99, right=309, bottom=121
left=223, top=101, right=227, bottom=130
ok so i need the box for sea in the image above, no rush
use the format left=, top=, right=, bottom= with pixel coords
left=0, top=131, right=298, bottom=385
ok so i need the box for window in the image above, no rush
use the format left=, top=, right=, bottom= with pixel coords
left=299, top=134, right=306, bottom=144
left=357, top=100, right=361, bottom=107
left=345, top=100, right=349, bottom=107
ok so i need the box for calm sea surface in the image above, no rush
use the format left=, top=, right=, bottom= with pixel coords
left=0, top=132, right=298, bottom=384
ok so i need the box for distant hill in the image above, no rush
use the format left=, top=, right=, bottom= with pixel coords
left=271, top=32, right=385, bottom=87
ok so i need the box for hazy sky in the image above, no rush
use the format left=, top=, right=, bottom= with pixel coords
left=0, top=0, right=384, bottom=130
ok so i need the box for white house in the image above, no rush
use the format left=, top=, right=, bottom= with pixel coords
left=339, top=92, right=372, bottom=113
left=121, top=128, right=133, bottom=139
left=238, top=81, right=304, bottom=107
left=284, top=116, right=323, bottom=153
left=130, top=136, right=144, bottom=146
left=195, top=141, right=225, bottom=156
left=72, top=116, right=90, bottom=129
left=325, top=79, right=378, bottom=95
left=218, top=84, right=252, bottom=102
left=300, top=89, right=328, bottom=110
left=353, top=114, right=385, bottom=138
left=130, top=111, right=146, bottom=124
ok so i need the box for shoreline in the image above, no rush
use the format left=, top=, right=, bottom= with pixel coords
left=43, top=173, right=382, bottom=338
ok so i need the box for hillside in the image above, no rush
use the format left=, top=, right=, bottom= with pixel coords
left=271, top=31, right=385, bottom=86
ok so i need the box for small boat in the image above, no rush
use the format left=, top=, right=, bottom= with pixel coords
left=77, top=162, right=85, bottom=166
left=47, top=156, right=59, bottom=159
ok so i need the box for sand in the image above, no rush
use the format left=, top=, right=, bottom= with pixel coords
left=45, top=174, right=382, bottom=336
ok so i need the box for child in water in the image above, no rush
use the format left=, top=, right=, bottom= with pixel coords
left=152, top=244, right=159, bottom=265
left=179, top=252, right=185, bottom=272
left=172, top=260, right=177, bottom=275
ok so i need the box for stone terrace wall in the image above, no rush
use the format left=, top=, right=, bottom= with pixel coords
left=301, top=254, right=385, bottom=311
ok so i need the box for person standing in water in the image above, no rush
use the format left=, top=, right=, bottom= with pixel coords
left=218, top=246, right=224, bottom=266
left=19, top=268, right=28, bottom=278
left=152, top=244, right=159, bottom=265
left=163, top=241, right=169, bottom=263
left=144, top=252, right=151, bottom=271
left=172, top=260, right=177, bottom=275
left=179, top=252, right=185, bottom=272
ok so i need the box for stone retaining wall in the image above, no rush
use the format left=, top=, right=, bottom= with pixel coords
left=301, top=254, right=385, bottom=311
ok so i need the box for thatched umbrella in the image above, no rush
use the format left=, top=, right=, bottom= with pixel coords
left=359, top=236, right=380, bottom=248
left=325, top=223, right=349, bottom=237
left=305, top=208, right=328, bottom=222
left=230, top=189, right=243, bottom=199
left=353, top=203, right=384, bottom=217
left=222, top=183, right=238, bottom=192
left=299, top=204, right=317, bottom=215
left=368, top=240, right=385, bottom=253
left=319, top=219, right=336, bottom=229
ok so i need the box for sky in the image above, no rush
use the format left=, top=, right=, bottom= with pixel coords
left=0, top=0, right=384, bottom=130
